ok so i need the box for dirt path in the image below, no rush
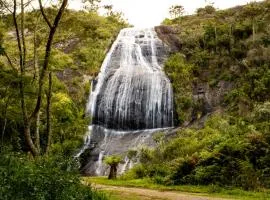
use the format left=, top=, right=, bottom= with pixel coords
left=93, top=184, right=233, bottom=200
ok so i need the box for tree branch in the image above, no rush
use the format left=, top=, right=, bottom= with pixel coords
left=21, top=0, right=27, bottom=69
left=0, top=0, right=13, bottom=13
left=38, top=0, right=52, bottom=29
left=3, top=50, right=17, bottom=73
left=45, top=72, right=52, bottom=154
left=13, top=0, right=27, bottom=120
left=30, top=0, right=68, bottom=121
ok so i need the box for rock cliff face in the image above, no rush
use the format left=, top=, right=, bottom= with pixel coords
left=155, top=26, right=182, bottom=52
left=190, top=80, right=233, bottom=123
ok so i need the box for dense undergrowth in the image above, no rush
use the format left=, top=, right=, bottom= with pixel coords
left=124, top=112, right=270, bottom=190
left=0, top=151, right=107, bottom=200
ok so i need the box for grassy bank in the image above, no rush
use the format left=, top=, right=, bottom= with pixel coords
left=85, top=177, right=270, bottom=200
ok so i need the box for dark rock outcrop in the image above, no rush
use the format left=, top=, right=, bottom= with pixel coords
left=155, top=25, right=182, bottom=52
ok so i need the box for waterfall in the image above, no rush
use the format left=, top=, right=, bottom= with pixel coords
left=95, top=150, right=105, bottom=175
left=79, top=28, right=174, bottom=175
left=87, top=28, right=173, bottom=130
left=75, top=126, right=92, bottom=158
left=120, top=156, right=130, bottom=174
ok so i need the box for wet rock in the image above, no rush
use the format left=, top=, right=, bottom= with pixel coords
left=80, top=125, right=173, bottom=176
left=155, top=25, right=182, bottom=52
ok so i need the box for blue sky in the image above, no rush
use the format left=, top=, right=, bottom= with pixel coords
left=69, top=0, right=263, bottom=27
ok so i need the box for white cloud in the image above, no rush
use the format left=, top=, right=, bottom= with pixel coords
left=69, top=0, right=263, bottom=27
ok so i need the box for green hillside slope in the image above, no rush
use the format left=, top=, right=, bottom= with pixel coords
left=125, top=1, right=270, bottom=191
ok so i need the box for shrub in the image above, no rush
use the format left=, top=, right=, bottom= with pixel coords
left=197, top=6, right=216, bottom=15
left=0, top=152, right=107, bottom=200
left=122, top=164, right=147, bottom=179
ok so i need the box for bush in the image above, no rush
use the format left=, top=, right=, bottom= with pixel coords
left=0, top=152, right=107, bottom=200
left=197, top=6, right=216, bottom=15
left=122, top=164, right=147, bottom=179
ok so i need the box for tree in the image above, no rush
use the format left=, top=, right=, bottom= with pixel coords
left=169, top=5, right=184, bottom=19
left=0, top=0, right=68, bottom=156
left=104, top=155, right=122, bottom=179
left=103, top=4, right=113, bottom=16
left=82, top=0, right=101, bottom=12
left=197, top=5, right=216, bottom=15
left=242, top=2, right=263, bottom=43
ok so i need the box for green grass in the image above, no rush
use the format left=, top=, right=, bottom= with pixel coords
left=84, top=177, right=270, bottom=200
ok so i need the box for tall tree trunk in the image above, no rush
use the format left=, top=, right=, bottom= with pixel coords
left=21, top=0, right=26, bottom=69
left=1, top=87, right=10, bottom=148
left=1, top=118, right=7, bottom=148
left=24, top=122, right=39, bottom=156
left=33, top=18, right=40, bottom=153
left=33, top=13, right=41, bottom=81
left=34, top=111, right=40, bottom=153
left=13, top=0, right=39, bottom=156
left=45, top=72, right=52, bottom=154
left=33, top=25, right=38, bottom=80
left=1, top=102, right=8, bottom=148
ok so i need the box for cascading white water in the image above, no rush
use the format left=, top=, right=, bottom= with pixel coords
left=75, top=126, right=92, bottom=158
left=80, top=28, right=174, bottom=175
left=87, top=28, right=173, bottom=130
left=120, top=156, right=129, bottom=174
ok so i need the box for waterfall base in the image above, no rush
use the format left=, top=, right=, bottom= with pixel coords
left=79, top=125, right=172, bottom=176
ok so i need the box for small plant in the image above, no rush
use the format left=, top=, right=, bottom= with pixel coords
left=104, top=155, right=122, bottom=179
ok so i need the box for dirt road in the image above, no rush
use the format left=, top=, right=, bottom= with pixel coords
left=94, top=184, right=233, bottom=200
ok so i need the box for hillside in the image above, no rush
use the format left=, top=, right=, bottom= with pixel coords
left=157, top=0, right=270, bottom=125
left=121, top=1, right=270, bottom=191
